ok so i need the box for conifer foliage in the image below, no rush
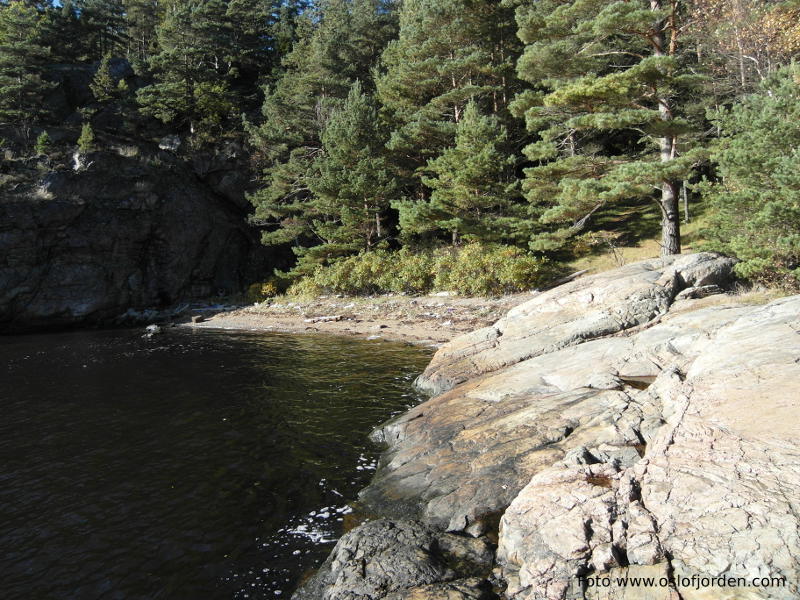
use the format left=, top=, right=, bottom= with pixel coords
left=2, top=0, right=800, bottom=292
left=703, top=67, right=800, bottom=288
left=376, top=0, right=521, bottom=180
left=307, top=81, right=395, bottom=258
left=513, top=0, right=703, bottom=255
left=136, top=0, right=235, bottom=135
left=90, top=53, right=117, bottom=102
left=247, top=0, right=398, bottom=270
left=414, top=101, right=527, bottom=244
left=0, top=1, right=54, bottom=124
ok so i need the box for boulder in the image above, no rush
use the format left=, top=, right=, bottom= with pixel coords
left=158, top=134, right=181, bottom=152
left=293, top=520, right=496, bottom=600
left=360, top=255, right=740, bottom=532
left=496, top=297, right=800, bottom=599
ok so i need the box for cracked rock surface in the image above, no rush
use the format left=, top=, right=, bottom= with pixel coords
left=298, top=254, right=800, bottom=600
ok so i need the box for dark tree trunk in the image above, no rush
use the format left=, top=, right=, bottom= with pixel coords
left=660, top=181, right=681, bottom=255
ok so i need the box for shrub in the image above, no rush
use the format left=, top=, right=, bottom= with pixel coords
left=286, top=243, right=551, bottom=297
left=380, top=248, right=437, bottom=294
left=314, top=251, right=392, bottom=295
left=434, top=244, right=551, bottom=296
left=245, top=278, right=281, bottom=302
left=34, top=131, right=50, bottom=155
left=77, top=123, right=95, bottom=153
left=286, top=276, right=323, bottom=298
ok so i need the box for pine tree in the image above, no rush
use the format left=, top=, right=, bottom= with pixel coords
left=90, top=53, right=117, bottom=102
left=78, top=0, right=127, bottom=60
left=299, top=81, right=395, bottom=269
left=513, top=0, right=704, bottom=255
left=248, top=0, right=398, bottom=255
left=702, top=67, right=800, bottom=288
left=124, top=0, right=161, bottom=69
left=247, top=22, right=329, bottom=249
left=376, top=0, right=522, bottom=177
left=34, top=130, right=50, bottom=155
left=46, top=0, right=87, bottom=63
left=136, top=0, right=235, bottom=136
left=225, top=0, right=286, bottom=85
left=78, top=122, right=95, bottom=152
left=0, top=1, right=55, bottom=124
left=269, top=0, right=311, bottom=66
left=412, top=101, right=528, bottom=244
left=373, top=0, right=524, bottom=245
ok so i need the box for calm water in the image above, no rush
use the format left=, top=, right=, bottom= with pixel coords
left=0, top=328, right=432, bottom=600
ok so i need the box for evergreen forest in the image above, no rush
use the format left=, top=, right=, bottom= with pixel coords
left=2, top=0, right=800, bottom=294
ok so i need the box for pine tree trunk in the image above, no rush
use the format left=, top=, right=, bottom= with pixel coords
left=651, top=0, right=681, bottom=255
left=660, top=181, right=681, bottom=255
left=682, top=182, right=689, bottom=223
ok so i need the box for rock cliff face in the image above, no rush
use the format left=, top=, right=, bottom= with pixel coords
left=298, top=253, right=800, bottom=600
left=0, top=149, right=269, bottom=332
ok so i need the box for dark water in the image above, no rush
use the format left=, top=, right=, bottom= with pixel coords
left=0, top=328, right=432, bottom=600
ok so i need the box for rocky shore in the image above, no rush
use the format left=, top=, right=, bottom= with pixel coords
left=295, top=253, right=800, bottom=600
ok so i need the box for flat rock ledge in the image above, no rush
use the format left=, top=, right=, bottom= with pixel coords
left=296, top=253, right=800, bottom=600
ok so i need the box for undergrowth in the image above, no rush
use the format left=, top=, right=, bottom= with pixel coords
left=282, top=243, right=553, bottom=297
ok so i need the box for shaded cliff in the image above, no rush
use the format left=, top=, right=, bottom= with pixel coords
left=296, top=254, right=800, bottom=600
left=0, top=145, right=271, bottom=332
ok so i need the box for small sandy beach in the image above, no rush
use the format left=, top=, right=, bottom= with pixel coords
left=181, top=293, right=534, bottom=346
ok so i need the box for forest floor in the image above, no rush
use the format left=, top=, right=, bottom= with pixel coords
left=182, top=293, right=535, bottom=346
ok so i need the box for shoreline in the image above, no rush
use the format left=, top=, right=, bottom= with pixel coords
left=179, top=293, right=535, bottom=346
left=292, top=253, right=800, bottom=600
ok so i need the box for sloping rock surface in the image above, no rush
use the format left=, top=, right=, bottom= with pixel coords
left=298, top=254, right=800, bottom=600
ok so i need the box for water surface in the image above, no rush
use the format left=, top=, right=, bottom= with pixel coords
left=0, top=328, right=431, bottom=599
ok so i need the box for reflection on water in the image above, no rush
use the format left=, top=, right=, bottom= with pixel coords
left=0, top=328, right=431, bottom=599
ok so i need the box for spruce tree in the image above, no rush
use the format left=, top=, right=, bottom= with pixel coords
left=513, top=0, right=704, bottom=255
left=413, top=101, right=527, bottom=244
left=0, top=1, right=55, bottom=124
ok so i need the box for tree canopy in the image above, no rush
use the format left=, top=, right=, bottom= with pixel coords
left=3, top=0, right=800, bottom=291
